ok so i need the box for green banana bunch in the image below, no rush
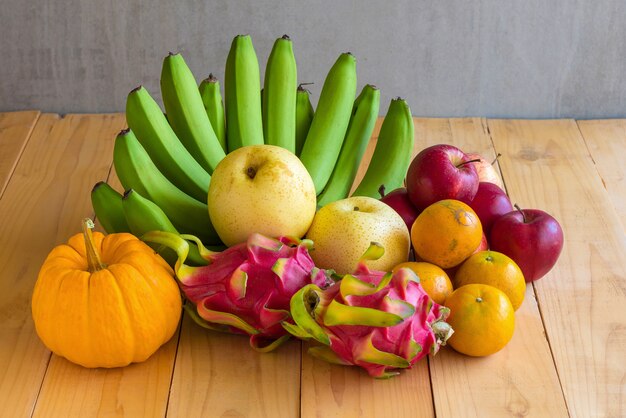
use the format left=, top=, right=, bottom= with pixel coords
left=161, top=53, right=225, bottom=173
left=113, top=129, right=221, bottom=245
left=299, top=53, right=357, bottom=194
left=351, top=98, right=414, bottom=198
left=317, top=84, right=380, bottom=207
left=224, top=35, right=264, bottom=152
left=262, top=35, right=297, bottom=153
left=122, top=189, right=208, bottom=266
left=199, top=74, right=227, bottom=152
left=126, top=86, right=211, bottom=202
left=91, top=181, right=131, bottom=233
left=295, top=84, right=314, bottom=157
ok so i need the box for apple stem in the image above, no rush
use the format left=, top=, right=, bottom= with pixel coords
left=514, top=203, right=527, bottom=223
left=491, top=153, right=502, bottom=166
left=378, top=184, right=386, bottom=198
left=456, top=158, right=481, bottom=168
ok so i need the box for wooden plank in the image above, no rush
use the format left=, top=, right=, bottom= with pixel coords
left=300, top=344, right=435, bottom=418
left=33, top=329, right=180, bottom=418
left=487, top=119, right=626, bottom=418
left=400, top=118, right=567, bottom=417
left=0, top=114, right=59, bottom=418
left=166, top=314, right=301, bottom=418
left=0, top=111, right=40, bottom=198
left=576, top=119, right=626, bottom=232
left=0, top=113, right=123, bottom=417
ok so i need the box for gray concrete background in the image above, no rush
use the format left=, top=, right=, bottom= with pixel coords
left=1, top=0, right=625, bottom=118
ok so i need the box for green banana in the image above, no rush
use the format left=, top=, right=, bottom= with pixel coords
left=317, top=84, right=380, bottom=207
left=295, top=84, right=314, bottom=157
left=224, top=34, right=264, bottom=152
left=126, top=86, right=211, bottom=202
left=351, top=98, right=414, bottom=198
left=262, top=35, right=297, bottom=153
left=299, top=53, right=357, bottom=194
left=113, top=129, right=221, bottom=245
left=91, top=181, right=131, bottom=233
left=122, top=188, right=208, bottom=266
left=160, top=53, right=225, bottom=173
left=199, top=74, right=227, bottom=152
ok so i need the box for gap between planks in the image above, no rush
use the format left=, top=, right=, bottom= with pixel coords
left=0, top=110, right=42, bottom=200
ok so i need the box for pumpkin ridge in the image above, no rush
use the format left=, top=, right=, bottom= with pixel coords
left=32, top=268, right=77, bottom=354
left=131, top=256, right=181, bottom=346
left=118, top=251, right=179, bottom=305
left=42, top=244, right=87, bottom=271
left=103, top=265, right=137, bottom=364
left=57, top=269, right=92, bottom=364
left=104, top=235, right=156, bottom=265
left=108, top=262, right=175, bottom=361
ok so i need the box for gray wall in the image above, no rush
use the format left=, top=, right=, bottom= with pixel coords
left=1, top=0, right=625, bottom=118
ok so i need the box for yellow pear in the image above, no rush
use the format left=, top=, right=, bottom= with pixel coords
left=208, top=145, right=316, bottom=246
left=306, top=196, right=410, bottom=274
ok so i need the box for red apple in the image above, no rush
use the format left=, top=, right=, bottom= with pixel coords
left=379, top=186, right=421, bottom=232
left=406, top=144, right=479, bottom=210
left=466, top=152, right=504, bottom=189
left=489, top=206, right=564, bottom=282
left=468, top=182, right=514, bottom=235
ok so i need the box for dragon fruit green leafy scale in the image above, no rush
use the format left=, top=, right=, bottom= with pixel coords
left=142, top=231, right=333, bottom=351
left=283, top=243, right=453, bottom=378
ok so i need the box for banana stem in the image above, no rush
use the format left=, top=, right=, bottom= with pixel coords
left=82, top=218, right=106, bottom=272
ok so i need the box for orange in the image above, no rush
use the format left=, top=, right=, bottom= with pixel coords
left=410, top=199, right=482, bottom=269
left=392, top=261, right=453, bottom=304
left=454, top=250, right=526, bottom=310
left=444, top=283, right=515, bottom=357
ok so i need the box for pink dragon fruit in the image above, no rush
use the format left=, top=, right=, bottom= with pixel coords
left=283, top=243, right=453, bottom=378
left=142, top=231, right=332, bottom=351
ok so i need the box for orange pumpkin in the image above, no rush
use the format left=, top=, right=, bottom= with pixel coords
left=31, top=219, right=182, bottom=368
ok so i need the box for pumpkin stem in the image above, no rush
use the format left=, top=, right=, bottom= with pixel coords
left=82, top=218, right=106, bottom=272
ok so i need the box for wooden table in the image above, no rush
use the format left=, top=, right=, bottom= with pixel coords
left=0, top=111, right=624, bottom=418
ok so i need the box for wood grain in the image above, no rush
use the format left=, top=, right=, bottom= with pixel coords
left=410, top=118, right=568, bottom=417
left=576, top=119, right=626, bottom=233
left=33, top=331, right=180, bottom=418
left=166, top=313, right=301, bottom=418
left=300, top=344, right=435, bottom=418
left=488, top=119, right=626, bottom=418
left=0, top=113, right=123, bottom=417
left=27, top=114, right=183, bottom=418
left=430, top=287, right=568, bottom=418
left=302, top=117, right=569, bottom=417
left=2, top=112, right=623, bottom=417
left=301, top=117, right=437, bottom=418
left=0, top=110, right=40, bottom=198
